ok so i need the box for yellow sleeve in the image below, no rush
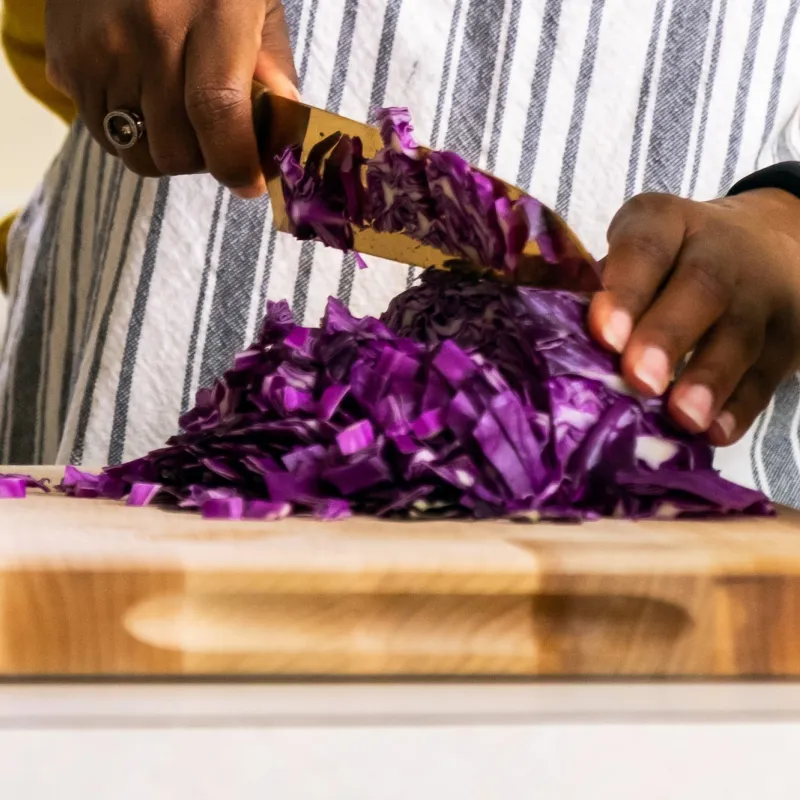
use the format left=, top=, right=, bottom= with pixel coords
left=1, top=0, right=75, bottom=290
left=1, top=0, right=75, bottom=124
left=0, top=213, right=14, bottom=292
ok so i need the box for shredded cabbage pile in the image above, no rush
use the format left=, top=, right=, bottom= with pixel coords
left=22, top=271, right=767, bottom=520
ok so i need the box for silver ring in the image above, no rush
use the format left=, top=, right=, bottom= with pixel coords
left=103, top=109, right=145, bottom=150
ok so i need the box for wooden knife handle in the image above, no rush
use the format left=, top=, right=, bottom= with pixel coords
left=250, top=82, right=311, bottom=181
left=251, top=81, right=279, bottom=179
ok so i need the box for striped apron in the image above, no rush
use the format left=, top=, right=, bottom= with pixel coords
left=2, top=0, right=800, bottom=505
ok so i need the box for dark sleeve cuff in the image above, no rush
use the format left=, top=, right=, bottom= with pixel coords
left=727, top=161, right=800, bottom=200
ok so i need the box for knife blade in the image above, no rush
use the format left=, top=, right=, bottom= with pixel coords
left=252, top=85, right=602, bottom=292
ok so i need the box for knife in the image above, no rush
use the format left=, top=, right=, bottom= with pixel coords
left=251, top=84, right=602, bottom=292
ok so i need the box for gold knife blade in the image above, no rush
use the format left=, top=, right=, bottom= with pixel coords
left=252, top=86, right=602, bottom=291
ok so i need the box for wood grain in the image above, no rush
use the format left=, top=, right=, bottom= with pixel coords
left=2, top=467, right=800, bottom=677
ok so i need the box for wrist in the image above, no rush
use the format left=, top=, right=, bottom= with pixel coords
left=726, top=161, right=800, bottom=208
left=713, top=187, right=800, bottom=232
left=730, top=186, right=800, bottom=211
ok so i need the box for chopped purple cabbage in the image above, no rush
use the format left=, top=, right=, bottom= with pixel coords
left=0, top=477, right=27, bottom=499
left=278, top=106, right=590, bottom=280
left=44, top=271, right=770, bottom=521
left=127, top=482, right=163, bottom=507
left=0, top=473, right=51, bottom=495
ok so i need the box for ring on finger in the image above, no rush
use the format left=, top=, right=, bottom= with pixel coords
left=103, top=109, right=146, bottom=150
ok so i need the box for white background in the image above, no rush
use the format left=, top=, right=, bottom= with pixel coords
left=0, top=49, right=64, bottom=219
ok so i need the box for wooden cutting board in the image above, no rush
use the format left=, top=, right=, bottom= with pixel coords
left=2, top=466, right=800, bottom=678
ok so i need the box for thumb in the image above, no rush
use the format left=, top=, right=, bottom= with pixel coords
left=256, top=2, right=300, bottom=99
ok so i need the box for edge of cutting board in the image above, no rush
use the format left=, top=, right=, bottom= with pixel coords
left=2, top=466, right=800, bottom=678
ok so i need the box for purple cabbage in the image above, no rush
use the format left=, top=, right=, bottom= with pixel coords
left=60, top=465, right=126, bottom=499
left=278, top=106, right=589, bottom=279
left=127, top=482, right=163, bottom=507
left=0, top=473, right=51, bottom=496
left=53, top=271, right=769, bottom=521
left=0, top=477, right=27, bottom=499
left=278, top=131, right=365, bottom=250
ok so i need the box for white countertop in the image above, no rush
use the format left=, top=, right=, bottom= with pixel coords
left=0, top=681, right=799, bottom=799
left=1, top=682, right=800, bottom=798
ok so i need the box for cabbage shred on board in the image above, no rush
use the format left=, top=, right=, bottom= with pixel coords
left=0, top=473, right=50, bottom=498
left=0, top=107, right=772, bottom=520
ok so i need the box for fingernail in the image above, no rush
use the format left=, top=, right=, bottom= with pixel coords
left=713, top=411, right=737, bottom=443
left=676, top=384, right=715, bottom=431
left=603, top=309, right=632, bottom=353
left=633, top=347, right=670, bottom=395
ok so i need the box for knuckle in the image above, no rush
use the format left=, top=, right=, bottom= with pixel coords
left=609, top=192, right=675, bottom=242
left=680, top=258, right=729, bottom=305
left=628, top=191, right=672, bottom=214
left=140, top=2, right=186, bottom=50
left=186, top=83, right=248, bottom=127
left=139, top=0, right=167, bottom=26
left=619, top=192, right=674, bottom=222
left=91, top=19, right=130, bottom=59
left=612, top=230, right=675, bottom=272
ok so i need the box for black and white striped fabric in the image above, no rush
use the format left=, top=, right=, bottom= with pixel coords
left=2, top=0, right=800, bottom=503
